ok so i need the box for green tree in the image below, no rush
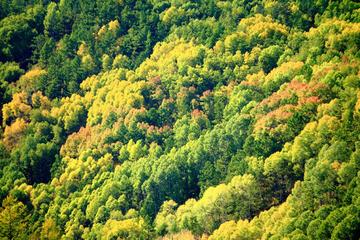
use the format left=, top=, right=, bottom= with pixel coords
left=258, top=45, right=283, bottom=73
left=44, top=2, right=64, bottom=40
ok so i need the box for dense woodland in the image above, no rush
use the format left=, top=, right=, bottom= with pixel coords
left=0, top=0, right=360, bottom=239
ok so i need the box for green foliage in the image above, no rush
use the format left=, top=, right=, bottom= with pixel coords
left=44, top=2, right=64, bottom=40
left=156, top=174, right=262, bottom=235
left=0, top=62, right=24, bottom=113
left=0, top=5, right=44, bottom=65
left=0, top=0, right=359, bottom=239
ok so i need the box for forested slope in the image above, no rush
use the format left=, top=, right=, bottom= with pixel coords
left=0, top=0, right=360, bottom=239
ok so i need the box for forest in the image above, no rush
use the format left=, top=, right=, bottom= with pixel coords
left=0, top=0, right=359, bottom=239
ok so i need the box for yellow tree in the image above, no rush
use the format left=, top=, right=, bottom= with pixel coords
left=0, top=195, right=30, bottom=240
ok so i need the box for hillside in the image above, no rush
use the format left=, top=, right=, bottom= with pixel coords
left=0, top=0, right=360, bottom=239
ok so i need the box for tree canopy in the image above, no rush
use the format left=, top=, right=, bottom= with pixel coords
left=0, top=0, right=359, bottom=239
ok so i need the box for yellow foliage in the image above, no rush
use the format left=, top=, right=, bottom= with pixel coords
left=208, top=220, right=237, bottom=240
left=264, top=152, right=284, bottom=175
left=265, top=61, right=304, bottom=85
left=208, top=202, right=291, bottom=240
left=22, top=67, right=46, bottom=79
left=168, top=175, right=259, bottom=234
left=77, top=42, right=88, bottom=57
left=112, top=54, right=130, bottom=69
left=86, top=78, right=146, bottom=126
left=101, top=218, right=148, bottom=240
left=41, top=218, right=61, bottom=240
left=97, top=19, right=120, bottom=39
left=51, top=93, right=87, bottom=132
left=160, top=6, right=176, bottom=23
left=289, top=2, right=299, bottom=13
left=331, top=161, right=341, bottom=171
left=355, top=90, right=360, bottom=114
left=161, top=230, right=196, bottom=240
left=3, top=118, right=27, bottom=149
left=57, top=153, right=112, bottom=187
left=97, top=25, right=107, bottom=37
left=241, top=70, right=266, bottom=87
left=31, top=91, right=51, bottom=110
left=160, top=6, right=186, bottom=24
left=16, top=183, right=33, bottom=195
left=261, top=202, right=291, bottom=236
left=243, top=47, right=261, bottom=66
left=316, top=115, right=340, bottom=135
left=80, top=75, right=99, bottom=92
left=238, top=14, right=288, bottom=40
left=213, top=40, right=225, bottom=54
left=307, top=20, right=360, bottom=43
left=137, top=40, right=205, bottom=79
left=317, top=99, right=341, bottom=118
left=18, top=67, right=46, bottom=93
left=0, top=195, right=30, bottom=239
left=81, top=54, right=95, bottom=70
left=2, top=92, right=32, bottom=125
left=108, top=19, right=120, bottom=31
